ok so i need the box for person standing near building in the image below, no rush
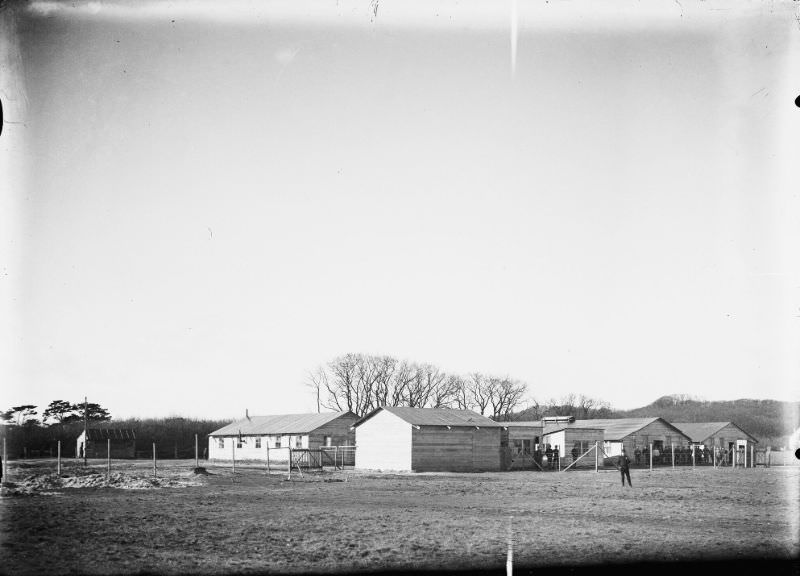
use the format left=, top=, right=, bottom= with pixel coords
left=618, top=448, right=632, bottom=487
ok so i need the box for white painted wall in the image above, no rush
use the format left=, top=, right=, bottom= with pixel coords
left=542, top=430, right=565, bottom=453
left=355, top=409, right=412, bottom=471
left=208, top=435, right=304, bottom=461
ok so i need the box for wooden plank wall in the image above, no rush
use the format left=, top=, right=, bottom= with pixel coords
left=704, top=423, right=757, bottom=449
left=621, top=420, right=691, bottom=455
left=307, top=415, right=358, bottom=450
left=85, top=441, right=136, bottom=459
left=507, top=427, right=542, bottom=443
left=411, top=426, right=502, bottom=472
left=563, top=429, right=604, bottom=468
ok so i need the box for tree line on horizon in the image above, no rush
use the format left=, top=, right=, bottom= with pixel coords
left=0, top=400, right=229, bottom=459
left=3, top=356, right=797, bottom=456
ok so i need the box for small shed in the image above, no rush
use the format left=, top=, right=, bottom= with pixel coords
left=671, top=421, right=758, bottom=464
left=354, top=406, right=504, bottom=472
left=76, top=429, right=136, bottom=459
left=207, top=411, right=357, bottom=462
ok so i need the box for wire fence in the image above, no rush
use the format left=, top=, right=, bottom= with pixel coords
left=505, top=442, right=776, bottom=472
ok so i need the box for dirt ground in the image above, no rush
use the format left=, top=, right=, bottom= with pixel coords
left=0, top=459, right=797, bottom=575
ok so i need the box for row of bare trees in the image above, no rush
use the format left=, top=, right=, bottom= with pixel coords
left=515, top=393, right=614, bottom=421
left=307, top=354, right=529, bottom=420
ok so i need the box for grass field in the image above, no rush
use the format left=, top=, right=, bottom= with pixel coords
left=0, top=459, right=798, bottom=575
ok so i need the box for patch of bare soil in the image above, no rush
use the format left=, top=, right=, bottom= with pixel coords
left=1, top=467, right=205, bottom=497
left=0, top=462, right=797, bottom=575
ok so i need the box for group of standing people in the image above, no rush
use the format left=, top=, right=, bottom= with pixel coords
left=532, top=445, right=560, bottom=470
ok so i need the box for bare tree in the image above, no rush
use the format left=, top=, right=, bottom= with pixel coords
left=466, top=373, right=492, bottom=416
left=306, top=367, right=326, bottom=413
left=370, top=355, right=398, bottom=409
left=434, top=374, right=467, bottom=409
left=513, top=397, right=543, bottom=421
left=451, top=375, right=471, bottom=410
left=488, top=377, right=528, bottom=421
left=390, top=361, right=417, bottom=406
left=577, top=394, right=612, bottom=419
left=403, top=364, right=430, bottom=407
left=424, top=364, right=453, bottom=408
left=540, top=394, right=611, bottom=419
left=306, top=354, right=533, bottom=419
left=319, top=354, right=361, bottom=413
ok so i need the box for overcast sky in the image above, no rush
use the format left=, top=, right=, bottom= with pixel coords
left=1, top=0, right=798, bottom=420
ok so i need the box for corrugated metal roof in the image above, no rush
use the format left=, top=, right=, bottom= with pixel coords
left=671, top=422, right=758, bottom=443
left=569, top=418, right=690, bottom=441
left=209, top=412, right=356, bottom=436
left=85, top=429, right=136, bottom=441
left=503, top=421, right=543, bottom=428
left=355, top=406, right=502, bottom=428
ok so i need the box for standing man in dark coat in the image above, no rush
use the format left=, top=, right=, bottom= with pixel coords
left=618, top=448, right=632, bottom=487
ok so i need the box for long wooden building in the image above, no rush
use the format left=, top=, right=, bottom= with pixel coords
left=670, top=421, right=758, bottom=454
left=208, top=412, right=357, bottom=461
left=569, top=418, right=692, bottom=460
left=354, top=406, right=504, bottom=472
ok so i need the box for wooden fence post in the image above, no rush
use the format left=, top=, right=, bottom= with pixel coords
left=692, top=446, right=695, bottom=469
left=57, top=440, right=62, bottom=476
left=195, top=434, right=199, bottom=469
left=750, top=445, right=754, bottom=468
left=266, top=445, right=270, bottom=475
left=288, top=447, right=292, bottom=480
left=106, top=438, right=111, bottom=483
left=594, top=441, right=598, bottom=473
left=671, top=443, right=675, bottom=469
left=232, top=440, right=236, bottom=474
left=153, top=442, right=157, bottom=478
left=649, top=443, right=653, bottom=472
left=2, top=437, right=6, bottom=484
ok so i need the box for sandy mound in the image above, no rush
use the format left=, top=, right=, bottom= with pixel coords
left=1, top=470, right=204, bottom=497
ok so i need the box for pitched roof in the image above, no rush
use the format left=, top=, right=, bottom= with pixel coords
left=542, top=425, right=605, bottom=435
left=209, top=412, right=356, bottom=436
left=354, top=406, right=502, bottom=428
left=569, top=418, right=691, bottom=441
left=671, top=422, right=758, bottom=443
left=84, top=429, right=136, bottom=441
left=503, top=421, right=543, bottom=428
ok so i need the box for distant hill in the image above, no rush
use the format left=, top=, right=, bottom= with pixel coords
left=509, top=394, right=799, bottom=445
left=613, top=395, right=800, bottom=442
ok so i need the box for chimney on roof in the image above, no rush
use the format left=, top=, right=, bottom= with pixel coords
left=246, top=408, right=250, bottom=421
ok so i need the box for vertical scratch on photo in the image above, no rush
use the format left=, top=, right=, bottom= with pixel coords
left=506, top=515, right=514, bottom=576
